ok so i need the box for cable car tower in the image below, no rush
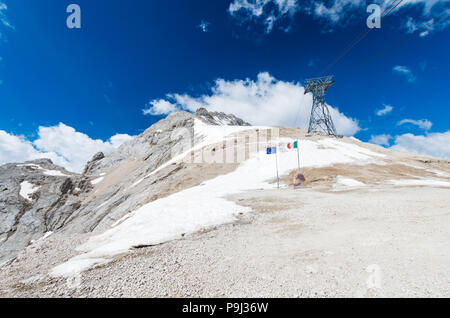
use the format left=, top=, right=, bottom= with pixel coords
left=304, top=76, right=338, bottom=137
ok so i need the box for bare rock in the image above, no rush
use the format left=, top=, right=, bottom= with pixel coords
left=83, top=152, right=105, bottom=176
left=196, top=108, right=251, bottom=126
left=0, top=160, right=82, bottom=263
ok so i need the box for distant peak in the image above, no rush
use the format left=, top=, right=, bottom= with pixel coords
left=195, top=108, right=251, bottom=126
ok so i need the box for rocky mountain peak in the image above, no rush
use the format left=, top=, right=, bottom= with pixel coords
left=83, top=152, right=105, bottom=176
left=195, top=108, right=251, bottom=126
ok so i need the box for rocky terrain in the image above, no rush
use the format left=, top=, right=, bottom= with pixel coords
left=0, top=159, right=85, bottom=264
left=0, top=108, right=449, bottom=297
left=0, top=109, right=249, bottom=265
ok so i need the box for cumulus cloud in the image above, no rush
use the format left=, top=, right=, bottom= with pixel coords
left=229, top=0, right=300, bottom=33
left=398, top=118, right=433, bottom=130
left=393, top=65, right=416, bottom=83
left=0, top=124, right=134, bottom=173
left=376, top=104, right=394, bottom=116
left=369, top=134, right=392, bottom=146
left=143, top=72, right=361, bottom=136
left=391, top=131, right=450, bottom=159
left=0, top=130, right=69, bottom=168
left=143, top=99, right=179, bottom=116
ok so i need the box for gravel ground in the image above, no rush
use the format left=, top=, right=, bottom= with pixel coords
left=1, top=185, right=449, bottom=298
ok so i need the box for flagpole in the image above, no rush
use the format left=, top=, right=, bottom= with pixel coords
left=296, top=139, right=301, bottom=173
left=275, top=148, right=280, bottom=189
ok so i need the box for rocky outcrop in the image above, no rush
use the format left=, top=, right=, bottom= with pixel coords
left=0, top=109, right=251, bottom=263
left=0, top=159, right=87, bottom=264
left=195, top=108, right=251, bottom=126
left=83, top=152, right=105, bottom=176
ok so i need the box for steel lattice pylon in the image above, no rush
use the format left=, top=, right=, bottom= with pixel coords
left=304, top=76, right=338, bottom=137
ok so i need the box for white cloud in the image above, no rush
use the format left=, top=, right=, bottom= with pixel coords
left=227, top=0, right=450, bottom=34
left=0, top=2, right=15, bottom=32
left=109, top=134, right=134, bottom=149
left=314, top=0, right=364, bottom=25
left=312, top=0, right=450, bottom=25
left=143, top=72, right=360, bottom=136
left=0, top=130, right=69, bottom=168
left=398, top=118, right=433, bottom=130
left=391, top=131, right=450, bottom=159
left=0, top=124, right=134, bottom=173
left=376, top=104, right=394, bottom=116
left=369, top=134, right=392, bottom=146
left=229, top=0, right=300, bottom=33
left=393, top=65, right=416, bottom=83
left=403, top=4, right=450, bottom=37
left=143, top=99, right=178, bottom=116
left=405, top=16, right=420, bottom=33
left=198, top=20, right=210, bottom=32
left=400, top=0, right=450, bottom=15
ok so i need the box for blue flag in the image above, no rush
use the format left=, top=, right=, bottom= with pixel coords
left=266, top=147, right=277, bottom=155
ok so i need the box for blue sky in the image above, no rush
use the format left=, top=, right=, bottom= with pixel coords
left=0, top=0, right=449, bottom=172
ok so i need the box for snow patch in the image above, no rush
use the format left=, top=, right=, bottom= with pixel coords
left=426, top=169, right=450, bottom=178
left=17, top=164, right=41, bottom=169
left=131, top=177, right=145, bottom=188
left=385, top=179, right=450, bottom=188
left=43, top=170, right=70, bottom=177
left=19, top=181, right=40, bottom=201
left=91, top=177, right=104, bottom=185
left=17, top=164, right=70, bottom=177
left=334, top=176, right=366, bottom=188
left=111, top=212, right=135, bottom=228
left=30, top=231, right=53, bottom=244
left=51, top=257, right=111, bottom=277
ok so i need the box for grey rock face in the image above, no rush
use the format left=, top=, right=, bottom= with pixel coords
left=83, top=152, right=105, bottom=175
left=0, top=109, right=251, bottom=263
left=0, top=159, right=87, bottom=264
left=195, top=108, right=251, bottom=126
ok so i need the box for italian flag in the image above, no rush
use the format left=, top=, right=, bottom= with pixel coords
left=285, top=141, right=299, bottom=150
